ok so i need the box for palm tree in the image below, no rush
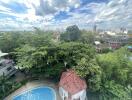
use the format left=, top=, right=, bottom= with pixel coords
left=0, top=74, right=12, bottom=97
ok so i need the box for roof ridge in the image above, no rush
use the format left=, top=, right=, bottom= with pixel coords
left=59, top=69, right=87, bottom=94
left=61, top=70, right=74, bottom=83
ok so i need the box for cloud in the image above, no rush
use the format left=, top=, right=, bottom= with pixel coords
left=0, top=0, right=132, bottom=30
left=72, top=0, right=132, bottom=29
left=34, top=0, right=81, bottom=16
left=35, top=1, right=56, bottom=16
left=0, top=1, right=28, bottom=13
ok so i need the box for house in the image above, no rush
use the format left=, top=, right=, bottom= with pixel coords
left=111, top=35, right=128, bottom=49
left=97, top=30, right=130, bottom=49
left=103, top=34, right=129, bottom=49
left=0, top=50, right=16, bottom=77
left=94, top=41, right=110, bottom=53
left=59, top=69, right=87, bottom=100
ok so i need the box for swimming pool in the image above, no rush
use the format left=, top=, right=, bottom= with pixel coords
left=13, top=87, right=56, bottom=100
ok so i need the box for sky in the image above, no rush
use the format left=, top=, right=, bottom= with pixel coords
left=0, top=0, right=132, bottom=31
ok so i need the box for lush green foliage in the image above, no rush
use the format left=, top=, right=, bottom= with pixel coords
left=60, top=25, right=95, bottom=44
left=0, top=75, right=27, bottom=99
left=97, top=47, right=132, bottom=99
left=60, top=25, right=81, bottom=41
left=0, top=26, right=131, bottom=100
left=15, top=42, right=95, bottom=81
left=99, top=81, right=132, bottom=100
left=80, top=30, right=94, bottom=44
left=74, top=58, right=102, bottom=91
left=0, top=30, right=53, bottom=52
left=97, top=47, right=132, bottom=85
left=0, top=32, right=22, bottom=52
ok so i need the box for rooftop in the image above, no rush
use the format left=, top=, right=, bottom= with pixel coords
left=59, top=69, right=87, bottom=95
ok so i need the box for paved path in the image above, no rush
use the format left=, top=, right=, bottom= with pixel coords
left=4, top=80, right=61, bottom=100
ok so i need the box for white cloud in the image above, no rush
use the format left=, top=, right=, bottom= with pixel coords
left=0, top=0, right=132, bottom=30
left=32, top=0, right=132, bottom=30
left=76, top=0, right=132, bottom=29
left=34, top=0, right=81, bottom=16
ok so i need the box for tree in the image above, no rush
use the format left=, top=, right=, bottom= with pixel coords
left=0, top=30, right=54, bottom=53
left=97, top=47, right=132, bottom=85
left=15, top=44, right=36, bottom=69
left=100, top=81, right=132, bottom=100
left=15, top=42, right=95, bottom=81
left=0, top=32, right=22, bottom=52
left=60, top=25, right=81, bottom=41
left=80, top=30, right=94, bottom=44
left=0, top=75, right=12, bottom=98
left=96, top=47, right=132, bottom=99
left=0, top=74, right=27, bottom=99
left=74, top=58, right=102, bottom=91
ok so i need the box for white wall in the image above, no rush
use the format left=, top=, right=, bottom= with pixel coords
left=59, top=87, right=87, bottom=100
left=72, top=89, right=87, bottom=100
left=59, top=87, right=68, bottom=100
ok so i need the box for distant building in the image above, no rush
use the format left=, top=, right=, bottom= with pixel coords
left=93, top=24, right=97, bottom=33
left=98, top=30, right=129, bottom=49
left=53, top=31, right=60, bottom=42
left=119, top=27, right=128, bottom=34
left=94, top=41, right=110, bottom=52
left=59, top=69, right=87, bottom=100
left=105, top=35, right=128, bottom=49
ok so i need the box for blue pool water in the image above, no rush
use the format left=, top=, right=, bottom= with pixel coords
left=13, top=87, right=56, bottom=100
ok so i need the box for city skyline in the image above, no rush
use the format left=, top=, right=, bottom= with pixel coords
left=0, top=0, right=132, bottom=31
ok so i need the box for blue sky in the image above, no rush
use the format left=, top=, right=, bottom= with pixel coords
left=0, top=0, right=131, bottom=31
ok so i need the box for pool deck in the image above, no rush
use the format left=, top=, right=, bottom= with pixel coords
left=4, top=80, right=61, bottom=100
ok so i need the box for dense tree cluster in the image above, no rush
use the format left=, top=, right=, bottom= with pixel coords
left=0, top=30, right=53, bottom=52
left=0, top=25, right=132, bottom=100
left=96, top=47, right=132, bottom=99
left=15, top=42, right=95, bottom=81
left=60, top=25, right=81, bottom=41
left=0, top=75, right=27, bottom=99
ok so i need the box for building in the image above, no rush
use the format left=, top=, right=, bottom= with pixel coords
left=53, top=31, right=60, bottom=42
left=94, top=41, right=110, bottom=52
left=99, top=31, right=129, bottom=49
left=59, top=69, right=87, bottom=100
left=106, top=34, right=128, bottom=49
left=0, top=51, right=16, bottom=77
left=93, top=24, right=97, bottom=33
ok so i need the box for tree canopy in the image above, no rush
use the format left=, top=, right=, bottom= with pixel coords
left=60, top=25, right=81, bottom=41
left=15, top=42, right=95, bottom=80
left=0, top=26, right=132, bottom=100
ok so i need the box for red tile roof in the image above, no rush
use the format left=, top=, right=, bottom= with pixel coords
left=59, top=69, right=87, bottom=95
